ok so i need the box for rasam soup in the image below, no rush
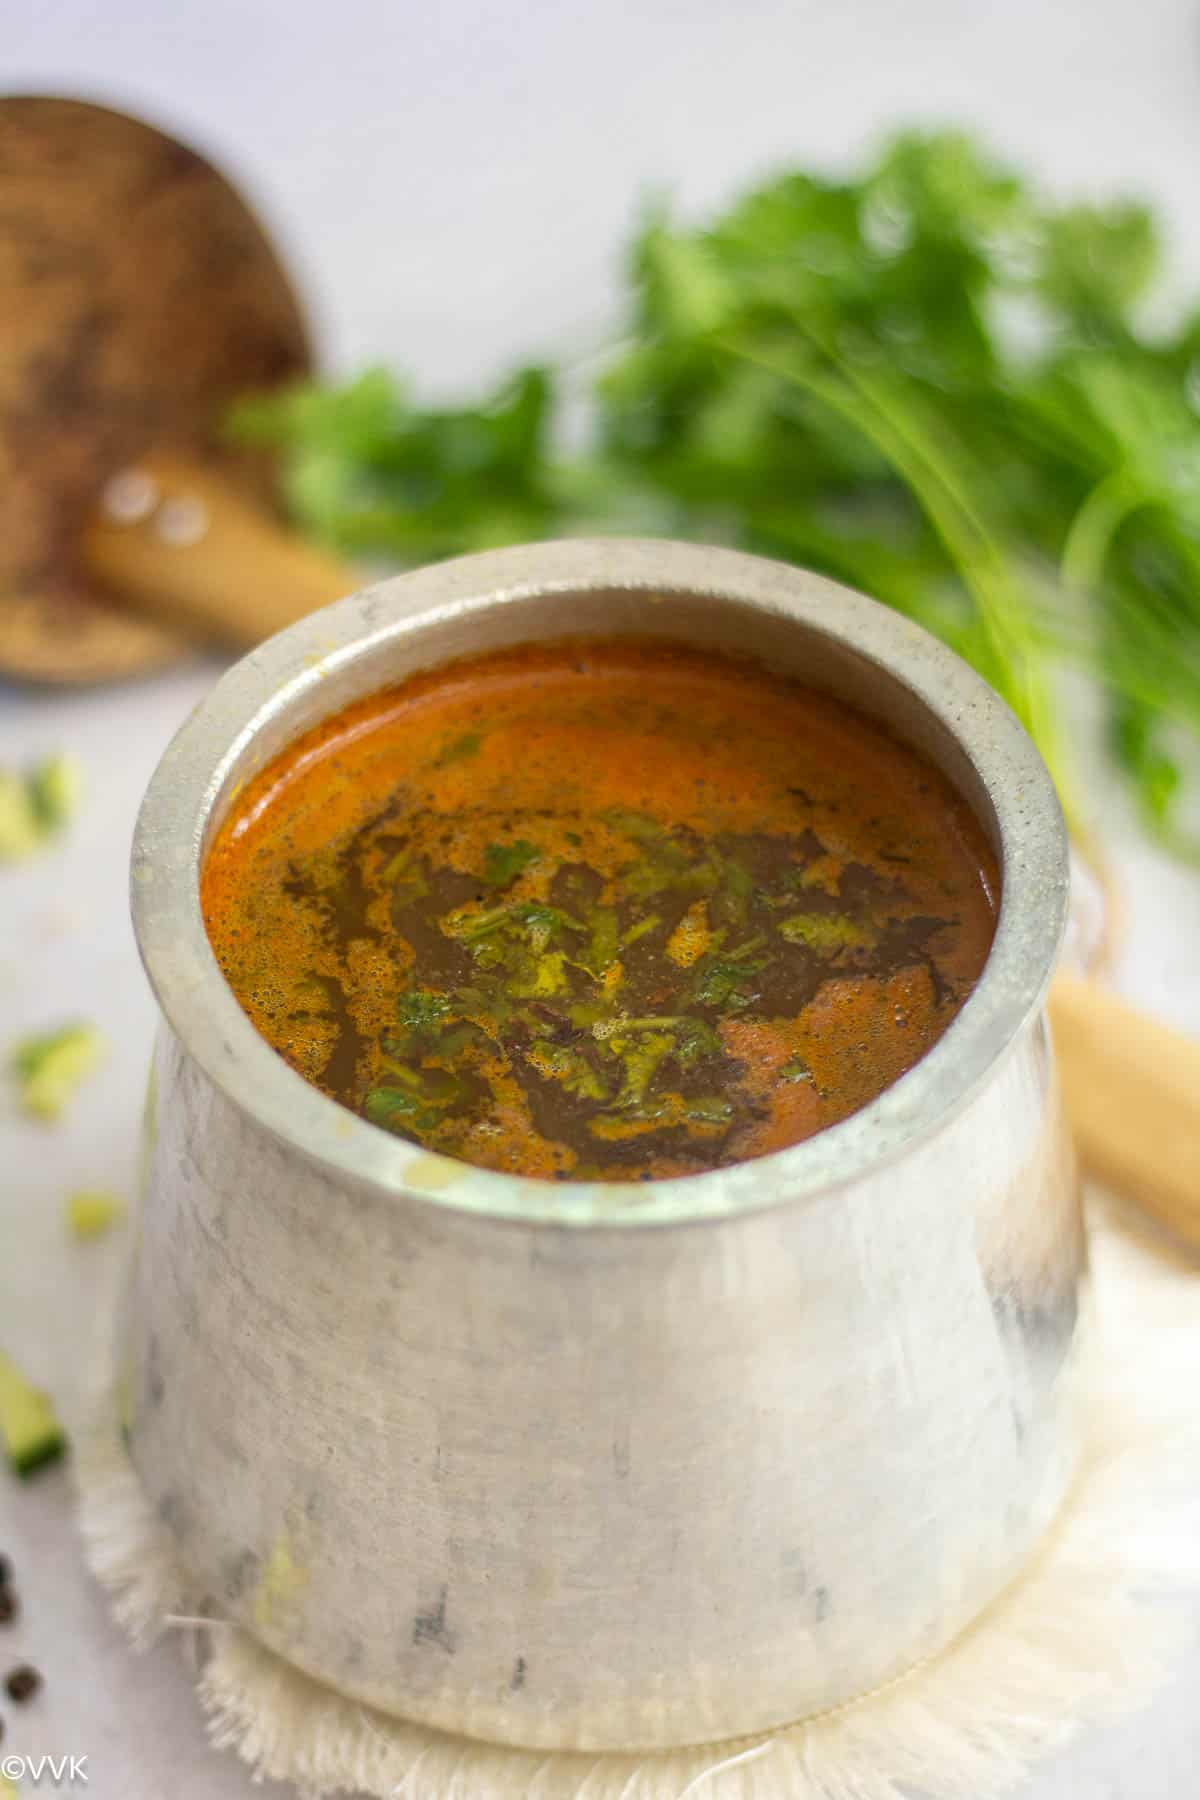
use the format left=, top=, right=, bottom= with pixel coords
left=201, top=642, right=998, bottom=1181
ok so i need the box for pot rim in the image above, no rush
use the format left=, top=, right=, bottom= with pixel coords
left=130, top=538, right=1068, bottom=1228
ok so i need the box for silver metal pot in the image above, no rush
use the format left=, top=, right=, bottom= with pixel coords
left=128, top=540, right=1084, bottom=1753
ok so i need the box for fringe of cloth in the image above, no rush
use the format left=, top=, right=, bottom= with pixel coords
left=75, top=1199, right=1200, bottom=1800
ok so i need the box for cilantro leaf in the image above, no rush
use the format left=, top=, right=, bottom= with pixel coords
left=396, top=989, right=453, bottom=1035
left=691, top=957, right=763, bottom=1010
left=483, top=840, right=540, bottom=887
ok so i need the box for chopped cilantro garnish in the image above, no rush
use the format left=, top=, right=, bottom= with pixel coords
left=437, top=1021, right=488, bottom=1058
left=396, top=989, right=454, bottom=1034
left=440, top=901, right=514, bottom=942
left=724, top=933, right=767, bottom=959
left=379, top=850, right=430, bottom=902
left=375, top=1058, right=427, bottom=1089
left=778, top=914, right=876, bottom=952
left=602, top=808, right=667, bottom=845
left=435, top=731, right=483, bottom=766
left=528, top=1041, right=609, bottom=1101
left=622, top=912, right=661, bottom=947
left=483, top=839, right=540, bottom=887
left=591, top=1013, right=685, bottom=1038
left=366, top=1087, right=437, bottom=1134
left=442, top=899, right=582, bottom=945
left=684, top=1096, right=734, bottom=1126
left=691, top=958, right=763, bottom=1010
left=582, top=906, right=620, bottom=974
left=610, top=1031, right=676, bottom=1108
left=675, top=1018, right=722, bottom=1064
left=517, top=902, right=581, bottom=936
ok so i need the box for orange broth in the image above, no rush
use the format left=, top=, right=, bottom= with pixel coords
left=201, top=641, right=997, bottom=1181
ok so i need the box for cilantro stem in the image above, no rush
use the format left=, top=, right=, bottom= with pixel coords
left=716, top=330, right=1078, bottom=830
left=1060, top=469, right=1146, bottom=595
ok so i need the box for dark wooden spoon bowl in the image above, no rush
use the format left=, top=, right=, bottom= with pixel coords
left=0, top=95, right=314, bottom=683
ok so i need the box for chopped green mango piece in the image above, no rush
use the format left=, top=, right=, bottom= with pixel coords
left=0, top=755, right=82, bottom=861
left=11, top=1023, right=105, bottom=1121
left=512, top=950, right=567, bottom=997
left=0, top=770, right=41, bottom=861
left=0, top=1349, right=67, bottom=1477
left=28, top=753, right=82, bottom=833
left=67, top=1189, right=126, bottom=1240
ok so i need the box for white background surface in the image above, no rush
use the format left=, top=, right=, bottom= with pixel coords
left=2, top=2, right=1200, bottom=1794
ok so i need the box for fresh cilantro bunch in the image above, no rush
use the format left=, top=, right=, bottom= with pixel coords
left=231, top=131, right=1200, bottom=856
left=231, top=365, right=568, bottom=559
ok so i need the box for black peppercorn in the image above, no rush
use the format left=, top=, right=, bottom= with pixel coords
left=5, top=1664, right=41, bottom=1704
left=0, top=1588, right=16, bottom=1627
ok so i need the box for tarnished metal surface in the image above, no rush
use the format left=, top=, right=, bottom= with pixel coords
left=127, top=541, right=1084, bottom=1751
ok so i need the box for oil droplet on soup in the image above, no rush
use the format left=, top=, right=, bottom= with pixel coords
left=201, top=641, right=998, bottom=1182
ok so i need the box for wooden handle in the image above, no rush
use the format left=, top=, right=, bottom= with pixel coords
left=82, top=450, right=358, bottom=646
left=1050, top=972, right=1200, bottom=1252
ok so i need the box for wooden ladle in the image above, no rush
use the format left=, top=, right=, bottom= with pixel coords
left=1, top=97, right=1197, bottom=1253
left=0, top=94, right=352, bottom=683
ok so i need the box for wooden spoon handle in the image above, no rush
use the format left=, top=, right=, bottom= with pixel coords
left=82, top=450, right=358, bottom=646
left=1050, top=972, right=1200, bottom=1252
